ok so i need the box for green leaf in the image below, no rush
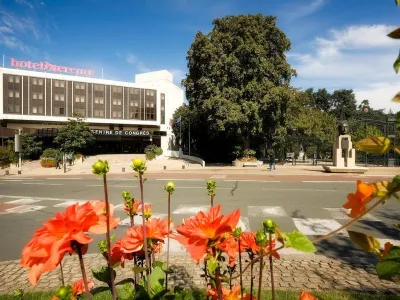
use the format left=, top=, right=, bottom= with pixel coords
left=395, top=52, right=400, bottom=74
left=92, top=266, right=116, bottom=285
left=284, top=231, right=317, bottom=253
left=348, top=231, right=380, bottom=253
left=388, top=28, right=400, bottom=39
left=376, top=246, right=400, bottom=280
left=207, top=257, right=218, bottom=275
left=132, top=266, right=147, bottom=274
left=354, top=137, right=391, bottom=154
left=152, top=261, right=166, bottom=270
left=149, top=266, right=165, bottom=295
left=118, top=283, right=136, bottom=300
left=396, top=0, right=400, bottom=7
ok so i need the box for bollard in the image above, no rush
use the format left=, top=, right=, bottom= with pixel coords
left=164, top=166, right=166, bottom=170
left=182, top=165, right=185, bottom=170
left=5, top=170, right=9, bottom=176
left=18, top=170, right=22, bottom=175
left=122, top=167, right=125, bottom=172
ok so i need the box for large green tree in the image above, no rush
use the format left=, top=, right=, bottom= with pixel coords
left=21, top=133, right=43, bottom=160
left=54, top=113, right=95, bottom=154
left=182, top=14, right=295, bottom=151
left=330, top=89, right=358, bottom=120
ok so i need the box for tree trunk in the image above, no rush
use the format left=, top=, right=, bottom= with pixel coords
left=243, top=137, right=250, bottom=150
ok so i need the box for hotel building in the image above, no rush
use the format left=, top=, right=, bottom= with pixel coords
left=0, top=64, right=184, bottom=153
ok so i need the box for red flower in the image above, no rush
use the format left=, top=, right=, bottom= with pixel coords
left=217, top=235, right=239, bottom=267
left=21, top=201, right=119, bottom=285
left=72, top=278, right=94, bottom=295
left=240, top=232, right=280, bottom=259
left=207, top=285, right=255, bottom=300
left=89, top=201, right=120, bottom=234
left=121, top=218, right=172, bottom=253
left=109, top=239, right=133, bottom=267
left=173, top=205, right=240, bottom=263
left=343, top=180, right=374, bottom=218
left=124, top=200, right=141, bottom=215
left=299, top=291, right=318, bottom=300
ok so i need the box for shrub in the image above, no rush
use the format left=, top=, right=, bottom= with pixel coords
left=41, top=148, right=62, bottom=160
left=0, top=146, right=14, bottom=168
left=40, top=158, right=57, bottom=168
left=144, top=145, right=162, bottom=161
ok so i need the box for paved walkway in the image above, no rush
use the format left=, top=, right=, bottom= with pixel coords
left=0, top=253, right=398, bottom=295
left=1, top=154, right=399, bottom=178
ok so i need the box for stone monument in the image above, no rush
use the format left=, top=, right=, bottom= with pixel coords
left=323, top=134, right=368, bottom=173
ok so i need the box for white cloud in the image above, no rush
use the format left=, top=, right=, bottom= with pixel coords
left=15, top=0, right=34, bottom=9
left=126, top=54, right=136, bottom=65
left=285, top=0, right=326, bottom=19
left=290, top=24, right=400, bottom=112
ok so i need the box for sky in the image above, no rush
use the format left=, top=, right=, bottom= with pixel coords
left=0, top=0, right=399, bottom=112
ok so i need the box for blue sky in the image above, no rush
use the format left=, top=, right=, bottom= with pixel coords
left=0, top=0, right=399, bottom=111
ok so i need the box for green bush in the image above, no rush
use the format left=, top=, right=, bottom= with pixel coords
left=41, top=148, right=62, bottom=160
left=145, top=145, right=163, bottom=161
left=0, top=146, right=14, bottom=168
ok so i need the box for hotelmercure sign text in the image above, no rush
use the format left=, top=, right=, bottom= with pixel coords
left=10, top=58, right=95, bottom=76
left=91, top=130, right=150, bottom=136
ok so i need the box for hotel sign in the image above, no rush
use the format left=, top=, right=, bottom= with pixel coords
left=91, top=129, right=150, bottom=136
left=10, top=58, right=95, bottom=76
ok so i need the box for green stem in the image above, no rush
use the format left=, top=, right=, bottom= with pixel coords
left=103, top=174, right=117, bottom=300
left=238, top=239, right=243, bottom=300
left=139, top=173, right=151, bottom=293
left=250, top=253, right=254, bottom=299
left=166, top=192, right=171, bottom=291
left=268, top=234, right=275, bottom=300
left=59, top=260, right=65, bottom=286
left=77, top=244, right=92, bottom=300
left=210, top=195, right=214, bottom=207
left=257, top=252, right=263, bottom=300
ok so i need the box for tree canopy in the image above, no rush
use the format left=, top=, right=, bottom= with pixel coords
left=182, top=14, right=296, bottom=151
left=54, top=113, right=95, bottom=154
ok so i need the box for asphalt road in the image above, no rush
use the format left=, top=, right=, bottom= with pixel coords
left=0, top=177, right=398, bottom=265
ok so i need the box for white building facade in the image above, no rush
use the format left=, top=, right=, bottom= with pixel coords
left=0, top=65, right=184, bottom=154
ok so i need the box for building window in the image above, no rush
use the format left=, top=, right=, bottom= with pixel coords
left=32, top=106, right=37, bottom=114
left=8, top=91, right=13, bottom=97
left=81, top=83, right=85, bottom=89
left=59, top=107, right=64, bottom=115
left=38, top=78, right=43, bottom=85
left=38, top=93, right=43, bottom=100
left=33, top=93, right=37, bottom=100
left=55, top=94, right=59, bottom=101
left=15, top=76, right=20, bottom=83
left=112, top=99, right=122, bottom=105
left=15, top=105, right=20, bottom=113
left=38, top=106, right=43, bottom=114
left=7, top=104, right=13, bottom=113
left=75, top=96, right=80, bottom=102
left=32, top=78, right=37, bottom=85
left=55, top=80, right=59, bottom=87
left=112, top=111, right=117, bottom=118
left=100, top=98, right=104, bottom=104
left=8, top=76, right=13, bottom=83
left=60, top=81, right=65, bottom=88
left=161, top=93, right=165, bottom=124
left=80, top=96, right=85, bottom=103
left=95, top=110, right=104, bottom=117
left=94, top=98, right=98, bottom=104
left=15, top=91, right=20, bottom=98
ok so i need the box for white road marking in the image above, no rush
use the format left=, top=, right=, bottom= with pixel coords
left=302, top=181, right=355, bottom=183
left=119, top=213, right=167, bottom=226
left=0, top=178, right=35, bottom=180
left=210, top=175, right=226, bottom=179
left=262, top=188, right=337, bottom=192
left=5, top=205, right=46, bottom=213
left=225, top=180, right=281, bottom=182
left=6, top=198, right=41, bottom=205
left=23, top=183, right=63, bottom=186
left=173, top=205, right=210, bottom=214
left=0, top=194, right=91, bottom=202
left=237, top=217, right=249, bottom=231
left=174, top=187, right=231, bottom=190
left=0, top=180, right=24, bottom=182
left=248, top=206, right=288, bottom=217
left=53, top=200, right=89, bottom=207
left=156, top=179, right=205, bottom=181
left=46, top=178, right=83, bottom=180
left=87, top=185, right=138, bottom=188
left=293, top=218, right=347, bottom=236
left=324, top=208, right=381, bottom=222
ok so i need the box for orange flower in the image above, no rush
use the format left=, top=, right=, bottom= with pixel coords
left=72, top=278, right=94, bottom=295
left=207, top=285, right=255, bottom=300
left=173, top=205, right=240, bottom=263
left=299, top=291, right=318, bottom=300
left=21, top=201, right=119, bottom=285
left=217, top=235, right=239, bottom=267
left=121, top=218, right=172, bottom=253
left=109, top=239, right=133, bottom=267
left=240, top=232, right=279, bottom=259
left=140, top=204, right=152, bottom=220
left=89, top=201, right=120, bottom=234
left=124, top=200, right=141, bottom=215
left=343, top=180, right=375, bottom=218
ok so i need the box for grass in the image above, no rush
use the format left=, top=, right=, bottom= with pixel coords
left=0, top=289, right=399, bottom=300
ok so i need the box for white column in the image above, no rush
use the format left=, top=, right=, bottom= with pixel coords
left=50, top=79, right=53, bottom=116
left=44, top=78, right=46, bottom=116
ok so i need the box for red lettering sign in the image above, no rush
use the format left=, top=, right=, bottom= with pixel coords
left=10, top=58, right=95, bottom=76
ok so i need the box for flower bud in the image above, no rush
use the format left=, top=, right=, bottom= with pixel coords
left=167, top=181, right=175, bottom=189
left=233, top=227, right=242, bottom=238
left=133, top=158, right=143, bottom=168
left=92, top=160, right=108, bottom=175
left=263, top=219, right=275, bottom=233
left=256, top=230, right=267, bottom=247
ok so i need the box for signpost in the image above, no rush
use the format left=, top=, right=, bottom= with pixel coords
left=14, top=129, right=22, bottom=174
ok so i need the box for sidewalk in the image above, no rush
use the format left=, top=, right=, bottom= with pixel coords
left=0, top=253, right=398, bottom=295
left=1, top=154, right=399, bottom=177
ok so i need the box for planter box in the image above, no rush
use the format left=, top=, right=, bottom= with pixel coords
left=232, top=161, right=243, bottom=167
